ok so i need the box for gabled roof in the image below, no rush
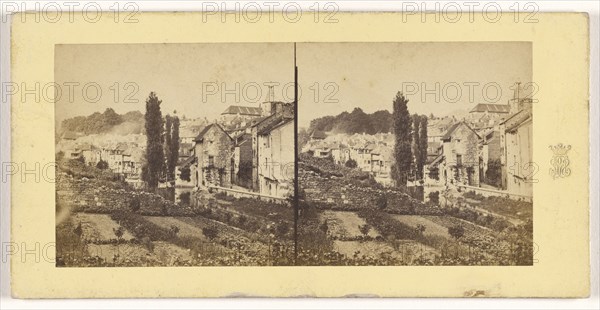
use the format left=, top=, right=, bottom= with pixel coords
left=234, top=133, right=252, bottom=146
left=441, top=122, right=480, bottom=141
left=429, top=153, right=445, bottom=166
left=470, top=103, right=510, bottom=114
left=62, top=131, right=78, bottom=140
left=257, top=117, right=292, bottom=135
left=194, top=123, right=232, bottom=142
left=310, top=130, right=326, bottom=140
left=76, top=142, right=95, bottom=151
left=364, top=142, right=377, bottom=152
left=115, top=142, right=129, bottom=152
left=221, top=105, right=262, bottom=116
left=178, top=155, right=196, bottom=167
left=500, top=108, right=532, bottom=133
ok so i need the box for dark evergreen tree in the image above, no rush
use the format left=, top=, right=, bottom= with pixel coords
left=392, top=92, right=412, bottom=187
left=164, top=114, right=172, bottom=181
left=418, top=116, right=429, bottom=180
left=412, top=114, right=421, bottom=180
left=142, top=92, right=164, bottom=190
left=169, top=116, right=180, bottom=182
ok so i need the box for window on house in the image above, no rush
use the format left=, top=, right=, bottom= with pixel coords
left=208, top=156, right=214, bottom=166
left=456, top=154, right=462, bottom=166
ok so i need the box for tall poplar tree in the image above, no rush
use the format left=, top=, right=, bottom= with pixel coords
left=418, top=116, right=428, bottom=180
left=168, top=116, right=180, bottom=183
left=142, top=92, right=164, bottom=190
left=392, top=92, right=412, bottom=187
left=164, top=114, right=172, bottom=181
left=412, top=115, right=421, bottom=180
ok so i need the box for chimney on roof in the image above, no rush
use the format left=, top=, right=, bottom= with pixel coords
left=513, top=81, right=522, bottom=101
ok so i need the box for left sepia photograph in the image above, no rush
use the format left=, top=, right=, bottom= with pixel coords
left=54, top=43, right=297, bottom=267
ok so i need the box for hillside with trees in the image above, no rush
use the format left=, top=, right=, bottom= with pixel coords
left=308, top=108, right=393, bottom=135
left=60, top=109, right=144, bottom=135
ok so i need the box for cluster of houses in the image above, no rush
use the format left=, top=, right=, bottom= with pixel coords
left=428, top=82, right=533, bottom=198
left=59, top=82, right=531, bottom=200
left=58, top=133, right=146, bottom=186
left=58, top=98, right=295, bottom=200
left=302, top=132, right=395, bottom=186
left=59, top=119, right=207, bottom=188
left=180, top=99, right=295, bottom=200
left=302, top=82, right=533, bottom=199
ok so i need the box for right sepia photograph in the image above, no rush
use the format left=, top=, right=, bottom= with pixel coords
left=296, top=42, right=534, bottom=266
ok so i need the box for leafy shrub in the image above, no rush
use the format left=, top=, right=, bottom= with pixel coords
left=428, top=191, right=440, bottom=205
left=96, top=160, right=109, bottom=170
left=485, top=159, right=502, bottom=187
left=110, top=211, right=172, bottom=241
left=358, top=209, right=429, bottom=245
left=179, top=166, right=191, bottom=182
left=376, top=194, right=387, bottom=210
left=179, top=191, right=191, bottom=206
left=448, top=225, right=465, bottom=240
left=113, top=226, right=125, bottom=242
left=202, top=226, right=219, bottom=240
left=358, top=224, right=371, bottom=237
left=130, top=196, right=141, bottom=212
left=168, top=225, right=180, bottom=239
left=275, top=222, right=290, bottom=238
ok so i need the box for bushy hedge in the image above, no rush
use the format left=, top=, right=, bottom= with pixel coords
left=110, top=211, right=174, bottom=242
left=358, top=209, right=426, bottom=243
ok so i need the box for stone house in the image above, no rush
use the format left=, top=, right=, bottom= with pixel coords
left=193, top=123, right=234, bottom=189
left=97, top=143, right=143, bottom=179
left=439, top=122, right=481, bottom=186
left=64, top=142, right=101, bottom=165
left=499, top=106, right=533, bottom=197
left=232, top=133, right=253, bottom=189
left=251, top=102, right=294, bottom=198
left=480, top=129, right=502, bottom=187
left=331, top=145, right=351, bottom=166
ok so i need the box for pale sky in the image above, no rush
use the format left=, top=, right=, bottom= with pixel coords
left=296, top=42, right=531, bottom=127
left=55, top=42, right=531, bottom=128
left=55, top=43, right=295, bottom=126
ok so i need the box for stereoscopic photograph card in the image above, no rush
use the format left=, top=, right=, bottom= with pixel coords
left=9, top=12, right=590, bottom=298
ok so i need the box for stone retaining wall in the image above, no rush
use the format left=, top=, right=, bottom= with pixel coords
left=300, top=168, right=442, bottom=215
left=56, top=172, right=191, bottom=216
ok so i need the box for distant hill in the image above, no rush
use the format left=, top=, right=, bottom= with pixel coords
left=309, top=108, right=393, bottom=135
left=60, top=109, right=144, bottom=136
